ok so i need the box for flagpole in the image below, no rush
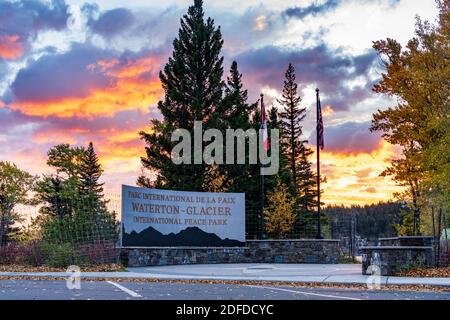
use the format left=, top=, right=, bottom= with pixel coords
left=316, top=88, right=323, bottom=239
left=260, top=93, right=265, bottom=240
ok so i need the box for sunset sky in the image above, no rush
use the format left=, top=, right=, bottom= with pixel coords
left=0, top=0, right=440, bottom=206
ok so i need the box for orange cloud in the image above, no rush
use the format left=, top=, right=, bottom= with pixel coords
left=10, top=56, right=163, bottom=118
left=0, top=35, right=23, bottom=59
left=313, top=140, right=403, bottom=206
left=32, top=122, right=149, bottom=169
left=322, top=105, right=334, bottom=117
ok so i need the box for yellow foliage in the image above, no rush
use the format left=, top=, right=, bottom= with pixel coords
left=264, top=181, right=296, bottom=239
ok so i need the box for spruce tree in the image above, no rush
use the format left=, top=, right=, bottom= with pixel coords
left=139, top=0, right=225, bottom=191
left=218, top=61, right=263, bottom=237
left=220, top=61, right=257, bottom=192
left=79, top=142, right=104, bottom=202
left=36, top=143, right=118, bottom=244
left=277, top=63, right=318, bottom=237
left=278, top=63, right=306, bottom=193
left=220, top=61, right=256, bottom=129
left=266, top=106, right=289, bottom=195
left=78, top=142, right=116, bottom=236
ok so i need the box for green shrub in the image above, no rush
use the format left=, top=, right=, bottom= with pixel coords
left=41, top=242, right=85, bottom=267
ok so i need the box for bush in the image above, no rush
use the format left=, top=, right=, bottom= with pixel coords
left=0, top=241, right=44, bottom=266
left=41, top=242, right=85, bottom=268
left=0, top=243, right=18, bottom=264
left=40, top=211, right=119, bottom=246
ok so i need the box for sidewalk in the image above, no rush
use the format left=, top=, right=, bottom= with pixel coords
left=1, top=264, right=449, bottom=287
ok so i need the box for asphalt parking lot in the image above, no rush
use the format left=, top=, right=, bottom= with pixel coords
left=1, top=279, right=449, bottom=300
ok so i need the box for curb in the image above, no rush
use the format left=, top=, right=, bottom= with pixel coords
left=0, top=272, right=449, bottom=287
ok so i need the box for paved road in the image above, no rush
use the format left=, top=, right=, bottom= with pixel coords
left=129, top=263, right=363, bottom=279
left=126, top=264, right=450, bottom=286
left=1, top=280, right=449, bottom=300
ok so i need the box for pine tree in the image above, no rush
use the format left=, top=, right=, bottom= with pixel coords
left=220, top=61, right=258, bottom=193
left=220, top=61, right=256, bottom=129
left=267, top=106, right=280, bottom=128
left=79, top=142, right=104, bottom=202
left=277, top=63, right=318, bottom=237
left=266, top=106, right=289, bottom=195
left=36, top=143, right=117, bottom=245
left=35, top=175, right=78, bottom=219
left=139, top=0, right=225, bottom=191
left=278, top=63, right=306, bottom=193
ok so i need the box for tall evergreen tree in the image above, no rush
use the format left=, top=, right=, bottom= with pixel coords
left=277, top=63, right=318, bottom=237
left=139, top=0, right=225, bottom=191
left=267, top=106, right=280, bottom=128
left=35, top=175, right=78, bottom=219
left=266, top=106, right=288, bottom=195
left=218, top=61, right=264, bottom=237
left=36, top=143, right=117, bottom=244
left=220, top=61, right=256, bottom=129
left=79, top=142, right=105, bottom=202
left=220, top=61, right=257, bottom=193
left=277, top=63, right=306, bottom=193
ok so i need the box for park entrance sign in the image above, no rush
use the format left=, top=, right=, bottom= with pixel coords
left=121, top=185, right=245, bottom=247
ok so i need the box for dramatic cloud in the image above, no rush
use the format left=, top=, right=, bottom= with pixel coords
left=0, top=35, right=23, bottom=60
left=284, top=0, right=341, bottom=19
left=316, top=140, right=399, bottom=205
left=88, top=8, right=136, bottom=38
left=236, top=44, right=378, bottom=110
left=0, top=0, right=70, bottom=60
left=8, top=44, right=167, bottom=117
left=11, top=44, right=113, bottom=102
left=309, top=121, right=382, bottom=154
left=283, top=0, right=401, bottom=20
left=1, top=0, right=436, bottom=206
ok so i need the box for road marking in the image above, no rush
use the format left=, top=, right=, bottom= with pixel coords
left=247, top=285, right=363, bottom=300
left=107, top=281, right=142, bottom=298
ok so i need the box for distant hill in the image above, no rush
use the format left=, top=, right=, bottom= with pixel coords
left=122, top=225, right=245, bottom=247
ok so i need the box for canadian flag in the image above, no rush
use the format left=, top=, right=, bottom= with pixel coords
left=261, top=95, right=269, bottom=152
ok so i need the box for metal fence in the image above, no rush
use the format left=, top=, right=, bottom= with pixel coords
left=1, top=196, right=121, bottom=266
left=245, top=208, right=326, bottom=240
left=5, top=192, right=448, bottom=268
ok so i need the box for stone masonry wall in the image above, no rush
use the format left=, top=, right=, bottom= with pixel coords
left=361, top=246, right=434, bottom=276
left=121, top=239, right=341, bottom=267
left=378, top=236, right=433, bottom=247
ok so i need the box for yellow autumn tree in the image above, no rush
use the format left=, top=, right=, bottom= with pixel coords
left=264, top=181, right=296, bottom=239
left=202, top=162, right=233, bottom=193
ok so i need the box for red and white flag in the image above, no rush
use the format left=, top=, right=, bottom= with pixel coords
left=261, top=96, right=269, bottom=152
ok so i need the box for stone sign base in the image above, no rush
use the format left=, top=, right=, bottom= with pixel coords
left=361, top=236, right=436, bottom=276
left=361, top=246, right=434, bottom=276
left=121, top=239, right=341, bottom=267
